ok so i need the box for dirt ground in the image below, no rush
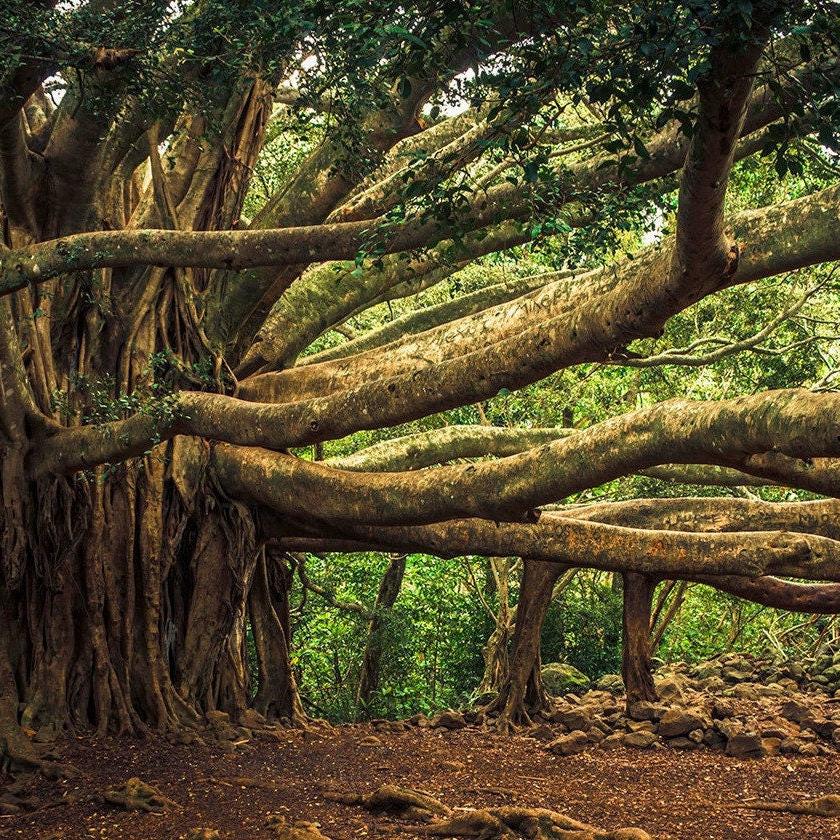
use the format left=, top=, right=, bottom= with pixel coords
left=1, top=723, right=839, bottom=840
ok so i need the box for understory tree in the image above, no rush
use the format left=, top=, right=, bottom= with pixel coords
left=2, top=0, right=840, bottom=766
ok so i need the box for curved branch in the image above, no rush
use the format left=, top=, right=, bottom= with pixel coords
left=690, top=575, right=840, bottom=613
left=327, top=424, right=783, bottom=488
left=237, top=182, right=840, bottom=409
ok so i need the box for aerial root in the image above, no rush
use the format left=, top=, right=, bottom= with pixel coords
left=321, top=785, right=652, bottom=839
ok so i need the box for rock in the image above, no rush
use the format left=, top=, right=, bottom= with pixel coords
left=430, top=710, right=466, bottom=730
left=627, top=701, right=661, bottom=722
left=240, top=708, right=266, bottom=728
left=688, top=728, right=704, bottom=743
left=657, top=708, right=707, bottom=738
left=185, top=830, right=221, bottom=840
left=529, top=724, right=556, bottom=743
left=595, top=674, right=625, bottom=693
left=213, top=726, right=239, bottom=742
left=700, top=677, right=726, bottom=694
left=760, top=723, right=788, bottom=738
left=712, top=699, right=735, bottom=719
left=587, top=727, right=606, bottom=744
left=610, top=830, right=654, bottom=840
left=723, top=667, right=754, bottom=683
left=622, top=731, right=659, bottom=749
left=358, top=735, right=382, bottom=747
left=779, top=699, right=811, bottom=723
left=784, top=662, right=806, bottom=680
left=703, top=729, right=726, bottom=749
left=725, top=732, right=766, bottom=759
left=800, top=717, right=837, bottom=739
left=732, top=683, right=760, bottom=700
left=600, top=733, right=625, bottom=750
left=667, top=736, right=698, bottom=750
left=206, top=710, right=230, bottom=726
left=691, top=661, right=722, bottom=680
left=762, top=737, right=782, bottom=756
left=626, top=720, right=655, bottom=733
left=541, top=663, right=591, bottom=695
left=714, top=718, right=743, bottom=740
left=553, top=708, right=592, bottom=732
left=655, top=675, right=687, bottom=702
left=548, top=730, right=590, bottom=756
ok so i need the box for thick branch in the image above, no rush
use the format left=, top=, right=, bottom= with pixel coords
left=203, top=389, right=840, bottom=528
left=237, top=182, right=840, bottom=426
left=265, top=512, right=840, bottom=583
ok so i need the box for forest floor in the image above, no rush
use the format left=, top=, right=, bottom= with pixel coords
left=1, top=721, right=839, bottom=840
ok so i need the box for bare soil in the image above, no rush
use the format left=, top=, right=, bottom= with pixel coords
left=2, top=723, right=839, bottom=839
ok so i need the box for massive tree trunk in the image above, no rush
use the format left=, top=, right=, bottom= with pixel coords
left=0, top=74, right=307, bottom=759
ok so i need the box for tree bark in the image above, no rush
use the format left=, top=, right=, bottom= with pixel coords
left=355, top=554, right=407, bottom=717
left=487, top=560, right=565, bottom=729
left=621, top=573, right=658, bottom=707
left=248, top=549, right=306, bottom=724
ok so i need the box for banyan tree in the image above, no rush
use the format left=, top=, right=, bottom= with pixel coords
left=2, top=0, right=840, bottom=767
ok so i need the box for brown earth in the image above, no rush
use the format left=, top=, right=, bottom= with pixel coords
left=1, top=723, right=839, bottom=840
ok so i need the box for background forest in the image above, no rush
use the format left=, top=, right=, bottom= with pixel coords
left=258, top=128, right=840, bottom=721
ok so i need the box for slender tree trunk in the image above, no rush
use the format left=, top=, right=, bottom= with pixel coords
left=248, top=549, right=306, bottom=724
left=621, top=572, right=659, bottom=706
left=355, top=554, right=407, bottom=717
left=487, top=560, right=565, bottom=729
left=476, top=557, right=513, bottom=698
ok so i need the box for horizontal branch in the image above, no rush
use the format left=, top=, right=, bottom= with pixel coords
left=299, top=271, right=560, bottom=365
left=263, top=511, right=840, bottom=583
left=203, top=389, right=840, bottom=528
left=689, top=575, right=840, bottom=613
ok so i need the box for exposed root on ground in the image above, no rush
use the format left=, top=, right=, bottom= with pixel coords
left=103, top=777, right=180, bottom=813
left=266, top=815, right=332, bottom=839
left=322, top=783, right=451, bottom=821
left=323, top=785, right=652, bottom=839
left=732, top=794, right=840, bottom=817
